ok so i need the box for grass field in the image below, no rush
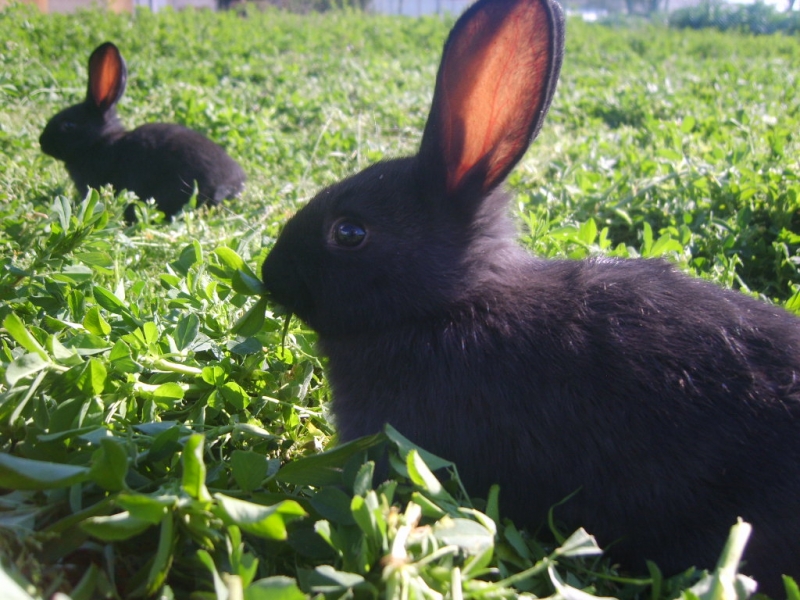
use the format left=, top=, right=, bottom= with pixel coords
left=0, top=3, right=799, bottom=598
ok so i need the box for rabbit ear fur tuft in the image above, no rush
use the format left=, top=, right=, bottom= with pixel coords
left=87, top=42, right=127, bottom=113
left=419, top=0, right=564, bottom=201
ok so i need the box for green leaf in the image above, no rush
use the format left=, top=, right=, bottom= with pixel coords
left=547, top=564, right=617, bottom=600
left=58, top=264, right=94, bottom=283
left=89, top=438, right=129, bottom=492
left=3, top=313, right=48, bottom=361
left=202, top=365, right=227, bottom=386
left=462, top=542, right=496, bottom=579
left=555, top=528, right=603, bottom=558
left=231, top=451, right=270, bottom=493
left=784, top=575, right=800, bottom=600
left=92, top=285, right=125, bottom=313
left=220, top=381, right=250, bottom=410
left=641, top=221, right=654, bottom=254
left=142, top=322, right=159, bottom=345
left=81, top=511, right=153, bottom=541
left=229, top=526, right=260, bottom=587
left=433, top=517, right=494, bottom=557
left=350, top=492, right=383, bottom=547
left=353, top=462, right=374, bottom=497
left=5, top=353, right=50, bottom=386
left=197, top=549, right=226, bottom=598
left=171, top=241, right=203, bottom=275
left=48, top=397, right=86, bottom=434
left=0, top=453, right=90, bottom=490
left=117, top=493, right=174, bottom=524
left=64, top=333, right=111, bottom=355
left=485, top=484, right=501, bottom=525
left=72, top=358, right=107, bottom=396
left=232, top=269, right=267, bottom=296
left=147, top=514, right=176, bottom=596
left=109, top=341, right=142, bottom=373
left=214, top=246, right=246, bottom=271
left=657, top=148, right=684, bottom=162
left=77, top=187, right=101, bottom=223
left=784, top=290, right=800, bottom=316
left=276, top=433, right=384, bottom=486
left=70, top=561, right=102, bottom=598
left=577, top=218, right=597, bottom=245
left=211, top=248, right=261, bottom=296
left=648, top=234, right=685, bottom=258
left=406, top=449, right=455, bottom=505
left=214, top=494, right=306, bottom=540
left=173, top=313, right=200, bottom=351
left=181, top=433, right=211, bottom=502
left=152, top=383, right=185, bottom=409
left=309, top=487, right=356, bottom=526
left=680, top=115, right=696, bottom=133
left=232, top=296, right=268, bottom=336
left=83, top=306, right=111, bottom=336
left=245, top=576, right=306, bottom=600
left=76, top=251, right=113, bottom=268
left=233, top=423, right=278, bottom=442
left=50, top=336, right=82, bottom=366
left=299, top=565, right=377, bottom=596
left=502, top=521, right=531, bottom=562
left=385, top=425, right=455, bottom=472
left=409, top=491, right=447, bottom=519
left=159, top=273, right=182, bottom=290
left=686, top=519, right=756, bottom=600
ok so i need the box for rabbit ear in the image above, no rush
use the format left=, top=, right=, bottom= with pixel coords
left=418, top=0, right=564, bottom=199
left=86, top=42, right=127, bottom=113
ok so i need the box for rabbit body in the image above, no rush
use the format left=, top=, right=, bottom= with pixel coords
left=40, top=42, right=245, bottom=219
left=264, top=158, right=800, bottom=593
left=260, top=0, right=800, bottom=593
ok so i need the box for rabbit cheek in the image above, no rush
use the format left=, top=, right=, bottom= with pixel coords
left=39, top=120, right=76, bottom=160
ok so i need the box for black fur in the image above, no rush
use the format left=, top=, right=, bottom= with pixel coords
left=40, top=42, right=245, bottom=220
left=261, top=0, right=800, bottom=594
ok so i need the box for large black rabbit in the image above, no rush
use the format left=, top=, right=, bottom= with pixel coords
left=40, top=42, right=245, bottom=221
left=260, top=0, right=800, bottom=594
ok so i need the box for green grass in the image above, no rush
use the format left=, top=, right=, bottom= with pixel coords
left=0, top=3, right=799, bottom=599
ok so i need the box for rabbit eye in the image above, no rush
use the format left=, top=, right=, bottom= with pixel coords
left=60, top=121, right=77, bottom=132
left=333, top=221, right=366, bottom=248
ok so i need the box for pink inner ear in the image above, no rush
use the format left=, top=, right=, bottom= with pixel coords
left=439, top=0, right=554, bottom=195
left=90, top=47, right=123, bottom=109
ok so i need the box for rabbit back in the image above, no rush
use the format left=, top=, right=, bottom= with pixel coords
left=323, top=255, right=800, bottom=591
left=112, top=123, right=245, bottom=217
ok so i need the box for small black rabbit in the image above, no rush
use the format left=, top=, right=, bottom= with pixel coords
left=260, top=0, right=800, bottom=594
left=40, top=42, right=245, bottom=221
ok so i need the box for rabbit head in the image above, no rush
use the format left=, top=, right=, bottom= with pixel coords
left=40, top=42, right=127, bottom=164
left=262, top=0, right=564, bottom=337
